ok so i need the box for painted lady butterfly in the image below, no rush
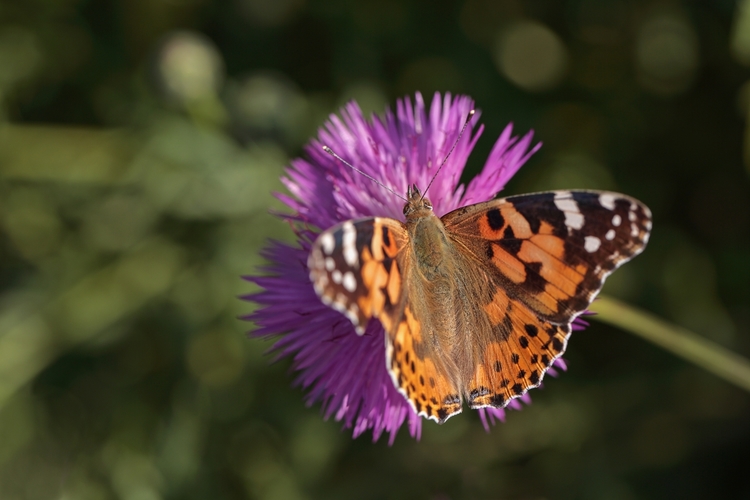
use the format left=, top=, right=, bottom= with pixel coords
left=308, top=181, right=651, bottom=423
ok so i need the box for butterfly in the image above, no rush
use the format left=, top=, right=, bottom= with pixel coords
left=308, top=185, right=651, bottom=423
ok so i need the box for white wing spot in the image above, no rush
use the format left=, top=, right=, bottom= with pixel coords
left=605, top=229, right=616, bottom=241
left=333, top=293, right=347, bottom=311
left=342, top=271, right=357, bottom=292
left=349, top=304, right=363, bottom=334
left=584, top=236, right=601, bottom=253
left=332, top=269, right=342, bottom=284
left=599, top=193, right=616, bottom=210
left=345, top=308, right=359, bottom=327
left=645, top=219, right=653, bottom=231
left=612, top=214, right=621, bottom=227
left=342, top=222, right=359, bottom=267
left=631, top=223, right=638, bottom=237
left=320, top=232, right=335, bottom=255
left=629, top=210, right=637, bottom=222
left=554, top=192, right=584, bottom=230
left=325, top=257, right=335, bottom=271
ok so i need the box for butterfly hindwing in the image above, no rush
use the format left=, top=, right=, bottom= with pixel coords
left=466, top=290, right=571, bottom=409
left=387, top=304, right=463, bottom=422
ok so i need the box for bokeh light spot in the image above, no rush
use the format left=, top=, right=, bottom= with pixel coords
left=494, top=21, right=568, bottom=92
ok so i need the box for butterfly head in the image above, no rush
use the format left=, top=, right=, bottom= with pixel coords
left=403, top=184, right=434, bottom=219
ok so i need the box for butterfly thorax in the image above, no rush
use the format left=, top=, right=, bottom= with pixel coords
left=403, top=186, right=451, bottom=280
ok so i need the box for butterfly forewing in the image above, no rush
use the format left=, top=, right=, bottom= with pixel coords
left=442, top=190, right=652, bottom=323
left=308, top=217, right=408, bottom=333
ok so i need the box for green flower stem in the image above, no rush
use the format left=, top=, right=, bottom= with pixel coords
left=589, top=295, right=750, bottom=393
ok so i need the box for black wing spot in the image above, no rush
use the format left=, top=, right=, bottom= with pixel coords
left=410, top=360, right=416, bottom=373
left=494, top=360, right=502, bottom=372
left=437, top=408, right=448, bottom=421
left=530, top=354, right=538, bottom=364
left=491, top=393, right=506, bottom=406
left=523, top=262, right=547, bottom=295
left=419, top=375, right=425, bottom=386
left=525, top=324, right=539, bottom=337
left=512, top=383, right=524, bottom=395
left=429, top=377, right=436, bottom=388
left=529, top=370, right=540, bottom=385
left=541, top=354, right=550, bottom=365
left=487, top=209, right=504, bottom=231
left=430, top=397, right=439, bottom=405
left=382, top=226, right=391, bottom=247
left=382, top=258, right=393, bottom=273
left=517, top=370, right=526, bottom=379
left=500, top=226, right=523, bottom=254
left=511, top=353, right=520, bottom=364
left=500, top=379, right=510, bottom=388
left=486, top=242, right=494, bottom=259
left=511, top=193, right=557, bottom=233
left=552, top=337, right=564, bottom=353
left=519, top=336, right=529, bottom=348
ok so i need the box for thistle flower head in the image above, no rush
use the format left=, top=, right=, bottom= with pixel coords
left=245, top=92, right=577, bottom=443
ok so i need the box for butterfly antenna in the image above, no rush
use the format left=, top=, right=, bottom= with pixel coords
left=322, top=145, right=408, bottom=202
left=421, top=109, right=475, bottom=200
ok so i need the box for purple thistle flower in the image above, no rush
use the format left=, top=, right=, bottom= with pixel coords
left=245, top=92, right=581, bottom=444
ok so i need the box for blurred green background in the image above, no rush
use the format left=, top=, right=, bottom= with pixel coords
left=0, top=0, right=749, bottom=498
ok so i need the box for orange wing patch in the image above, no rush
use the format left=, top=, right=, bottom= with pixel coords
left=386, top=306, right=462, bottom=423
left=466, top=297, right=570, bottom=409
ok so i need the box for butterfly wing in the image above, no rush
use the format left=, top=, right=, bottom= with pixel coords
left=308, top=217, right=408, bottom=333
left=308, top=217, right=463, bottom=422
left=441, top=190, right=652, bottom=408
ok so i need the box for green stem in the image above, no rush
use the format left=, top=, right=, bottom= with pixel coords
left=589, top=295, right=750, bottom=393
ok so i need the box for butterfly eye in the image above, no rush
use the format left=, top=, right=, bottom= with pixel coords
left=424, top=200, right=433, bottom=210
left=403, top=204, right=410, bottom=215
